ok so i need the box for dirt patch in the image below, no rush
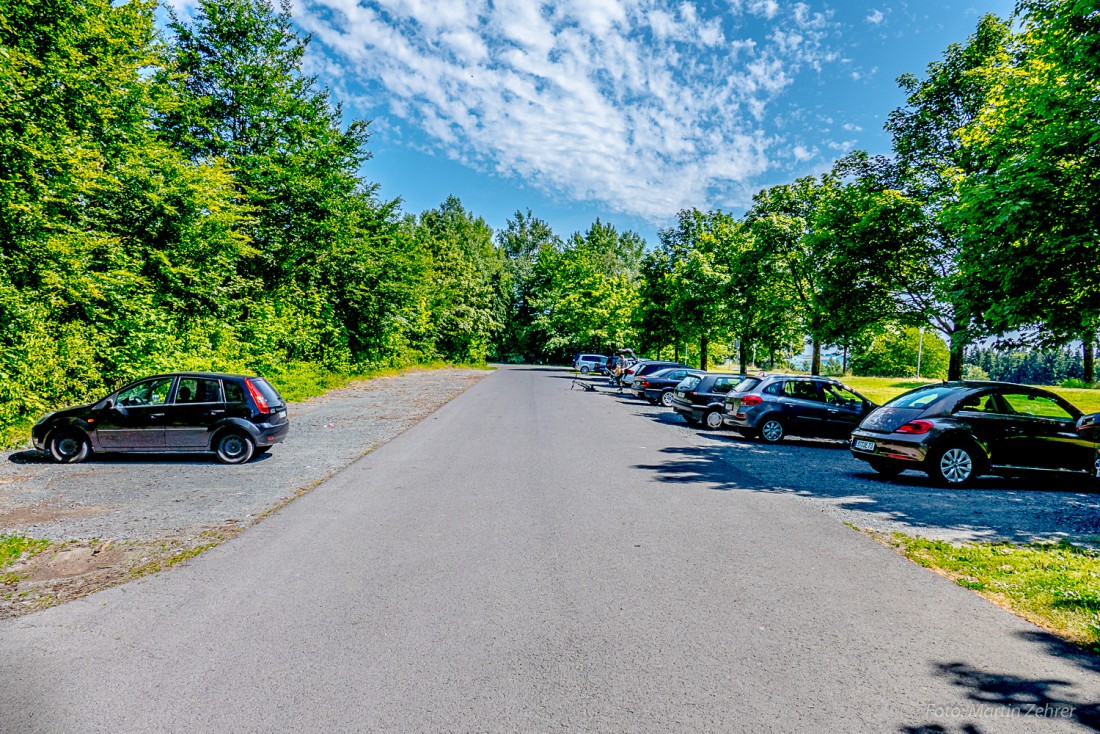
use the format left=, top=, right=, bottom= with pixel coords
left=1, top=527, right=242, bottom=619
left=0, top=502, right=113, bottom=528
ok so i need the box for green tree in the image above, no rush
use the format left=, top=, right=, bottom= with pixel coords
left=496, top=210, right=562, bottom=362
left=886, top=14, right=1014, bottom=379
left=413, top=196, right=507, bottom=363
left=852, top=327, right=950, bottom=379
left=949, top=1, right=1100, bottom=378
left=529, top=221, right=642, bottom=360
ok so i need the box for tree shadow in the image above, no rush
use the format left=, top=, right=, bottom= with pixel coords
left=632, top=442, right=1100, bottom=545
left=900, top=649, right=1100, bottom=732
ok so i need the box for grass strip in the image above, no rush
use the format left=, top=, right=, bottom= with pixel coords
left=876, top=531, right=1100, bottom=655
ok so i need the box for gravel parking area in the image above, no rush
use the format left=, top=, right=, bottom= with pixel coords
left=592, top=378, right=1100, bottom=546
left=0, top=368, right=489, bottom=614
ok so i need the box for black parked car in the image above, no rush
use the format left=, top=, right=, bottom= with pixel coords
left=724, top=374, right=876, bottom=444
left=849, top=381, right=1098, bottom=486
left=632, top=367, right=706, bottom=406
left=623, top=360, right=691, bottom=387
left=670, top=373, right=745, bottom=429
left=32, top=372, right=290, bottom=465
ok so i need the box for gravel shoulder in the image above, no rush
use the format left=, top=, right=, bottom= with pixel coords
left=0, top=367, right=490, bottom=616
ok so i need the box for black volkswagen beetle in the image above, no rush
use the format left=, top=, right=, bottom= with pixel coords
left=32, top=372, right=290, bottom=464
left=849, top=381, right=1098, bottom=486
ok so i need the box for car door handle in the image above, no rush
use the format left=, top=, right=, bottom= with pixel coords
left=204, top=410, right=225, bottom=417
left=148, top=413, right=165, bottom=419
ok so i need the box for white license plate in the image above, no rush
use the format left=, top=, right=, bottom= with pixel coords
left=854, top=439, right=875, bottom=452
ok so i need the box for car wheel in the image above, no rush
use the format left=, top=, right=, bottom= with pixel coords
left=703, top=410, right=724, bottom=430
left=929, top=444, right=979, bottom=487
left=868, top=459, right=904, bottom=477
left=660, top=391, right=676, bottom=407
left=580, top=366, right=590, bottom=375
left=49, top=430, right=90, bottom=464
left=759, top=418, right=785, bottom=444
left=216, top=431, right=255, bottom=465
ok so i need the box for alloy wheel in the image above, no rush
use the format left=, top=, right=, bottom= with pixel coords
left=939, top=447, right=973, bottom=484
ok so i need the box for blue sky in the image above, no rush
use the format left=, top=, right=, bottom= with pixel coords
left=178, top=0, right=1017, bottom=244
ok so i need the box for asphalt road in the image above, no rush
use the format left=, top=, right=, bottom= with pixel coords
left=2, top=365, right=1098, bottom=733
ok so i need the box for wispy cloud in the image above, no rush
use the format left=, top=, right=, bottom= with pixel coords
left=865, top=9, right=885, bottom=25
left=294, top=0, right=841, bottom=220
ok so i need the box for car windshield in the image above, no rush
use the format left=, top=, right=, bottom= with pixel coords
left=886, top=386, right=955, bottom=409
left=733, top=377, right=762, bottom=393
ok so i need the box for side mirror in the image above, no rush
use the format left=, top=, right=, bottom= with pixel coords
left=102, top=398, right=115, bottom=410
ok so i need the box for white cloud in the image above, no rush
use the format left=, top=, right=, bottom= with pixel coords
left=295, top=0, right=841, bottom=219
left=866, top=9, right=885, bottom=25
left=842, top=122, right=863, bottom=132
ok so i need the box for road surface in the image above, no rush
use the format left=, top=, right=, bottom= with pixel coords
left=2, top=365, right=1097, bottom=732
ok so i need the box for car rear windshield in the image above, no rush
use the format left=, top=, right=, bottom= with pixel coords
left=733, top=377, right=762, bottom=393
left=252, top=377, right=285, bottom=407
left=885, top=386, right=955, bottom=409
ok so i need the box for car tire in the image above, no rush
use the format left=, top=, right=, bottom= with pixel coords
left=703, top=410, right=724, bottom=430
left=928, top=444, right=980, bottom=487
left=868, top=459, right=904, bottom=477
left=215, top=431, right=255, bottom=465
left=759, top=418, right=785, bottom=444
left=660, top=391, right=676, bottom=407
left=49, top=430, right=90, bottom=464
left=580, top=366, right=590, bottom=375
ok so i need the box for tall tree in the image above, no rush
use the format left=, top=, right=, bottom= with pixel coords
left=949, top=2, right=1100, bottom=379
left=885, top=14, right=1014, bottom=379
left=414, top=196, right=507, bottom=363
left=496, top=210, right=562, bottom=362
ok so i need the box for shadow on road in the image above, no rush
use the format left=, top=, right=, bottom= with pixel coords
left=898, top=636, right=1100, bottom=732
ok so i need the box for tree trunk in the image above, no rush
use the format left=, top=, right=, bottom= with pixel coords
left=700, top=335, right=709, bottom=371
left=1084, top=333, right=1095, bottom=384
left=842, top=345, right=848, bottom=375
left=739, top=341, right=748, bottom=375
left=810, top=339, right=821, bottom=376
left=948, top=337, right=965, bottom=381
left=674, top=343, right=680, bottom=363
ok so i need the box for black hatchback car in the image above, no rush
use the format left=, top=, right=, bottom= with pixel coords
left=32, top=372, right=290, bottom=464
left=849, top=381, right=1097, bottom=486
left=670, top=373, right=745, bottom=429
left=632, top=367, right=706, bottom=406
left=723, top=374, right=876, bottom=443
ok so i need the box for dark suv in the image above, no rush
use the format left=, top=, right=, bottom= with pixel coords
left=32, top=372, right=290, bottom=464
left=670, top=373, right=745, bottom=429
left=723, top=374, right=875, bottom=443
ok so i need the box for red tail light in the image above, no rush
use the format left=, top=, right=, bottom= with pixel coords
left=741, top=395, right=763, bottom=406
left=638, top=380, right=650, bottom=387
left=896, top=420, right=933, bottom=434
left=245, top=378, right=270, bottom=415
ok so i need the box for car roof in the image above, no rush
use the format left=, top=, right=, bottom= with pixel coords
left=136, top=372, right=257, bottom=381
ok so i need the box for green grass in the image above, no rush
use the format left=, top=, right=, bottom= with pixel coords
left=883, top=533, right=1100, bottom=654
left=0, top=534, right=52, bottom=584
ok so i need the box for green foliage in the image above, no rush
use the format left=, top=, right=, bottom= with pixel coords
left=528, top=220, right=642, bottom=361
left=963, top=364, right=990, bottom=381
left=966, top=346, right=1084, bottom=385
left=950, top=1, right=1100, bottom=344
left=852, top=327, right=950, bottom=379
